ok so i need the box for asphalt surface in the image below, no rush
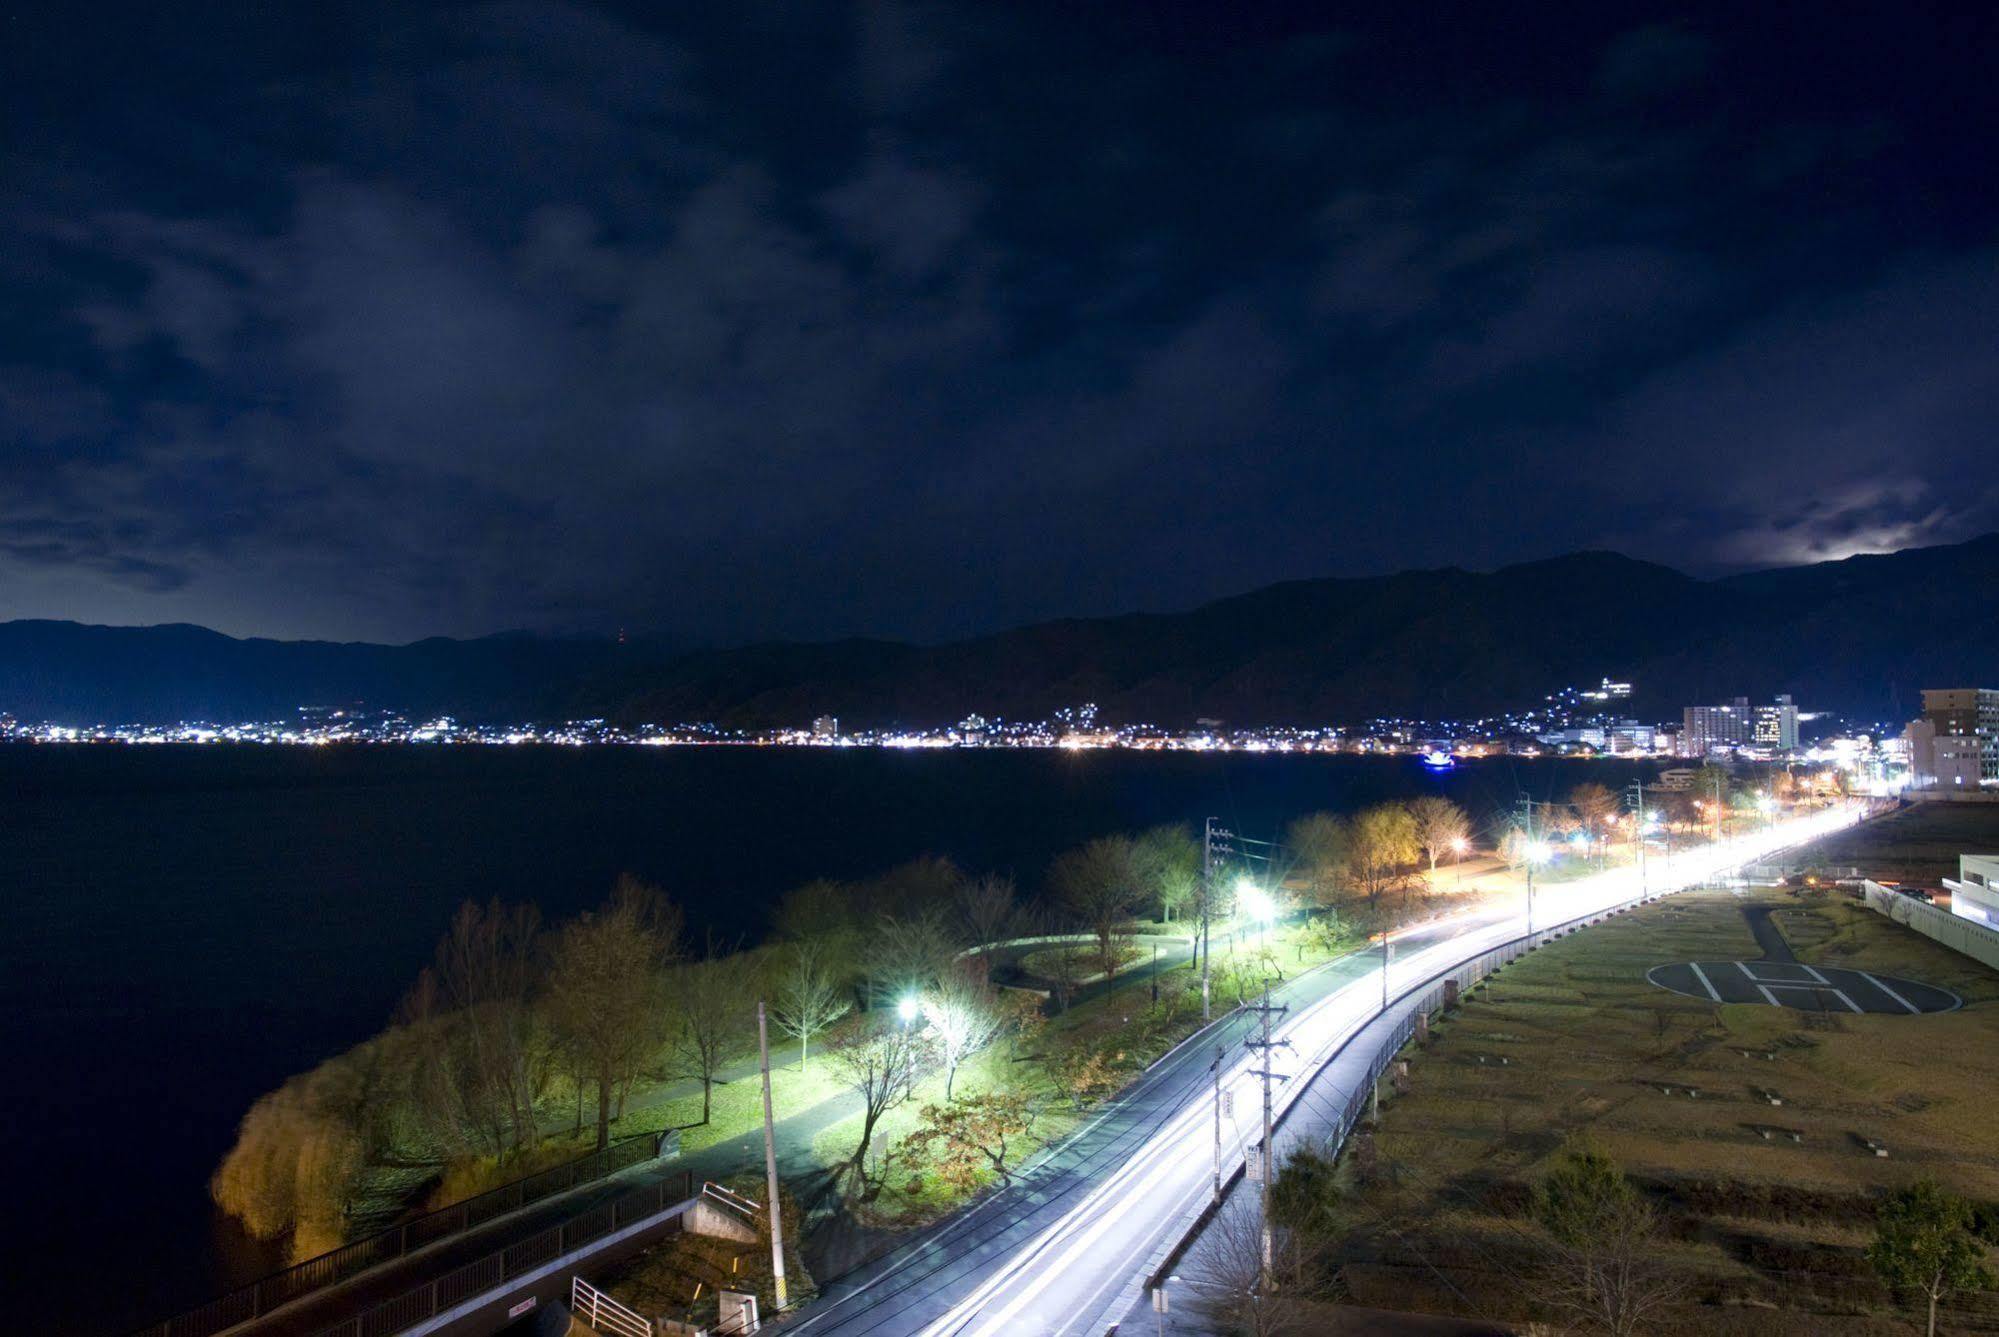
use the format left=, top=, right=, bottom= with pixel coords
left=1643, top=898, right=1960, bottom=1014
left=784, top=914, right=1484, bottom=1337
left=788, top=805, right=1870, bottom=1337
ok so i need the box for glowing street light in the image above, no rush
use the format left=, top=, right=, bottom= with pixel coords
left=897, top=995, right=921, bottom=1026
left=1236, top=877, right=1274, bottom=923
left=1237, top=877, right=1277, bottom=947
left=1451, top=835, right=1470, bottom=885
left=1524, top=839, right=1551, bottom=935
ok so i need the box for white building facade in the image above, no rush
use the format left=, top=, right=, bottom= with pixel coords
left=1947, top=855, right=1999, bottom=928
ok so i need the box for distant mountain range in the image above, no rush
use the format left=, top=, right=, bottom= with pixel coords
left=6, top=534, right=1997, bottom=727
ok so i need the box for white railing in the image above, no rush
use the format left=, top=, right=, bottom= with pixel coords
left=573, top=1275, right=653, bottom=1337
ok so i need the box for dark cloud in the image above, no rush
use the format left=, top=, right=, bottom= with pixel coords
left=1, top=1, right=1994, bottom=644
left=1595, top=25, right=1713, bottom=100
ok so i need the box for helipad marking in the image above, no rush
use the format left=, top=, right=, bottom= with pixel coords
left=1687, top=962, right=1723, bottom=1002
left=1861, top=971, right=1921, bottom=1015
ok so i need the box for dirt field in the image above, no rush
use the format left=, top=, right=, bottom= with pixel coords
left=1791, top=802, right=1999, bottom=884
left=1336, top=884, right=1999, bottom=1335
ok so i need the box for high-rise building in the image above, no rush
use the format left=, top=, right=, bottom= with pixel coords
left=1921, top=689, right=1999, bottom=782
left=1681, top=698, right=1751, bottom=756
left=1754, top=694, right=1800, bottom=751
left=812, top=715, right=839, bottom=739
left=1906, top=717, right=1939, bottom=787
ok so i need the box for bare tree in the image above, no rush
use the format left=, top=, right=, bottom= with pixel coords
left=864, top=909, right=959, bottom=1008
left=666, top=941, right=752, bottom=1125
left=920, top=965, right=1008, bottom=1100
left=954, top=873, right=1021, bottom=962
left=1051, top=835, right=1143, bottom=980
left=1408, top=796, right=1472, bottom=882
left=1286, top=812, right=1350, bottom=908
left=772, top=937, right=851, bottom=1071
left=1569, top=782, right=1619, bottom=866
left=827, top=1014, right=933, bottom=1190
left=773, top=878, right=858, bottom=954
left=543, top=877, right=683, bottom=1149
left=1183, top=1193, right=1319, bottom=1337
left=404, top=899, right=547, bottom=1156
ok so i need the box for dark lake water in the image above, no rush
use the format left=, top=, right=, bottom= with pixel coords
left=0, top=744, right=1659, bottom=1334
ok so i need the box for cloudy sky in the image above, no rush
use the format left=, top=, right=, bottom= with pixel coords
left=3, top=1, right=1995, bottom=645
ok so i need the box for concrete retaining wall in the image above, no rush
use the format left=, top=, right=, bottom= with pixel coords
left=1861, top=881, right=1999, bottom=973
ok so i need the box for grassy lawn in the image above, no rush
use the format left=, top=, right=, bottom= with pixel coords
left=1333, top=885, right=1999, bottom=1334
left=1790, top=802, right=1999, bottom=883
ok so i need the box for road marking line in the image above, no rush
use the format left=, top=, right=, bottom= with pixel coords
left=1801, top=963, right=1831, bottom=985
left=1831, top=988, right=1862, bottom=1014
left=1756, top=983, right=1782, bottom=1007
left=1860, top=972, right=1921, bottom=1014
left=1688, top=962, right=1723, bottom=1001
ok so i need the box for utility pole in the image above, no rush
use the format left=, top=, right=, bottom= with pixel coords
left=756, top=1001, right=787, bottom=1312
left=1519, top=796, right=1539, bottom=937
left=1245, top=985, right=1290, bottom=1273
left=1201, top=817, right=1217, bottom=1021
left=1211, top=1045, right=1224, bottom=1204
left=1380, top=935, right=1393, bottom=1013
left=1628, top=780, right=1649, bottom=898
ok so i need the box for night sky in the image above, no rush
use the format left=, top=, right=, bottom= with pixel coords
left=4, top=2, right=1995, bottom=647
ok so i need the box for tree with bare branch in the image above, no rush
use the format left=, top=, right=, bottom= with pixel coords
left=1051, top=835, right=1144, bottom=980
left=1184, top=1193, right=1320, bottom=1337
left=954, top=873, right=1021, bottom=964
left=864, top=909, right=959, bottom=1009
left=828, top=1014, right=933, bottom=1191
left=1569, top=782, right=1620, bottom=867
left=772, top=936, right=851, bottom=1072
left=666, top=941, right=752, bottom=1125
left=920, top=964, right=1007, bottom=1100
left=403, top=899, right=547, bottom=1156
left=1408, top=796, right=1472, bottom=882
left=543, top=877, right=682, bottom=1149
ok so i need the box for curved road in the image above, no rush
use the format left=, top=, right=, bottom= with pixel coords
left=788, top=804, right=1866, bottom=1337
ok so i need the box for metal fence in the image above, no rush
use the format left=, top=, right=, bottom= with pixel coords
left=137, top=1133, right=669, bottom=1337
left=1281, top=883, right=1704, bottom=1160
left=311, top=1170, right=697, bottom=1337
left=1148, top=888, right=1680, bottom=1294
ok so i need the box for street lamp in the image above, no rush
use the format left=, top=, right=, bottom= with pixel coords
left=1237, top=877, right=1275, bottom=946
left=897, top=995, right=920, bottom=1027
left=1379, top=932, right=1393, bottom=1013
left=1524, top=840, right=1551, bottom=935
left=1451, top=836, right=1470, bottom=886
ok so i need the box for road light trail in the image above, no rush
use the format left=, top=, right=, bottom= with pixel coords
left=915, top=803, right=1862, bottom=1337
